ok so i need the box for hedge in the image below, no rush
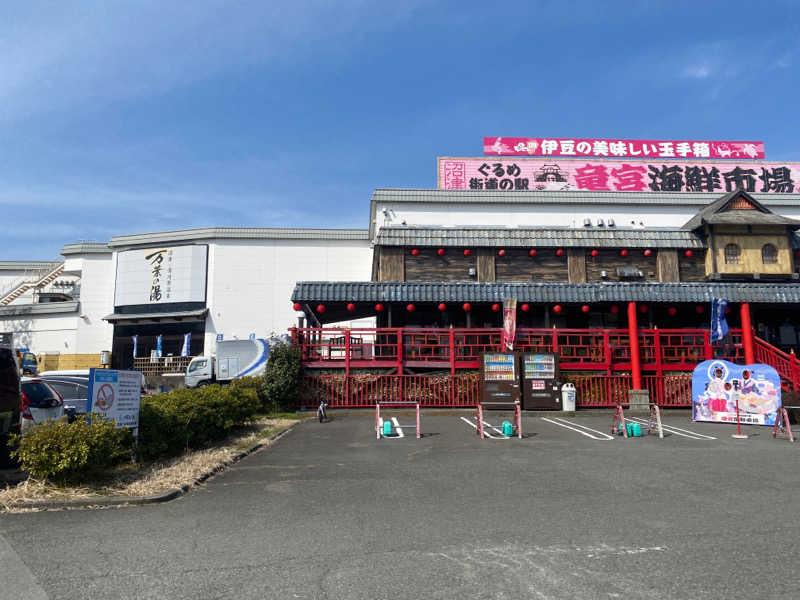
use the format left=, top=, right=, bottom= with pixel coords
left=11, top=418, right=133, bottom=481
left=137, top=383, right=259, bottom=461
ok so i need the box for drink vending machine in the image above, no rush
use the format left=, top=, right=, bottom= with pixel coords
left=520, top=353, right=561, bottom=410
left=480, top=352, right=520, bottom=405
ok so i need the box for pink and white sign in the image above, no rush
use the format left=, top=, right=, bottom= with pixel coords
left=483, top=137, right=765, bottom=160
left=439, top=157, right=800, bottom=193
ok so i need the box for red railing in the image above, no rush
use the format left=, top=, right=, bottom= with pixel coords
left=292, top=327, right=744, bottom=374
left=754, top=336, right=800, bottom=390
left=298, top=372, right=692, bottom=409
left=299, top=373, right=480, bottom=409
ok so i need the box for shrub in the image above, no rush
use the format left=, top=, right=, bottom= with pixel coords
left=11, top=418, right=133, bottom=481
left=231, top=376, right=268, bottom=407
left=137, top=384, right=259, bottom=461
left=262, top=343, right=301, bottom=413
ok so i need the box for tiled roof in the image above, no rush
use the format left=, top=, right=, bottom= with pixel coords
left=681, top=190, right=800, bottom=230
left=292, top=281, right=800, bottom=304
left=375, top=226, right=705, bottom=248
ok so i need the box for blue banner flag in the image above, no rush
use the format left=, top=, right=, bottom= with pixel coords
left=710, top=298, right=729, bottom=343
left=132, top=335, right=138, bottom=359
left=181, top=333, right=191, bottom=357
left=156, top=335, right=163, bottom=358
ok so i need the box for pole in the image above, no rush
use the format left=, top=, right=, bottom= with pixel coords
left=628, top=302, right=642, bottom=390
left=740, top=302, right=755, bottom=365
left=732, top=391, right=748, bottom=439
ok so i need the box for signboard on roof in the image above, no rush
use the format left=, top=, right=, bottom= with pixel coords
left=114, top=245, right=208, bottom=306
left=438, top=157, right=800, bottom=194
left=483, top=137, right=765, bottom=160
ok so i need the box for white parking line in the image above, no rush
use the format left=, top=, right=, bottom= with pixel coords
left=392, top=417, right=404, bottom=438
left=541, top=417, right=615, bottom=440
left=626, top=416, right=716, bottom=440
left=459, top=416, right=500, bottom=438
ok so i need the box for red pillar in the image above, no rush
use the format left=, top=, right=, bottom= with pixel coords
left=740, top=302, right=755, bottom=365
left=628, top=301, right=642, bottom=389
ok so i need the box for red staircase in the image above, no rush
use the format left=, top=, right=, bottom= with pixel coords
left=753, top=336, right=800, bottom=391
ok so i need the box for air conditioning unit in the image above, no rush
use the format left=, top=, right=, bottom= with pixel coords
left=616, top=267, right=643, bottom=279
left=607, top=219, right=616, bottom=227
left=597, top=218, right=605, bottom=227
left=583, top=218, right=592, bottom=227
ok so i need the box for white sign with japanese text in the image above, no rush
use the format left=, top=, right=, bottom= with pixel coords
left=87, top=369, right=143, bottom=433
left=114, top=245, right=207, bottom=306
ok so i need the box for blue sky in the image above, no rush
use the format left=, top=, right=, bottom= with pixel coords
left=1, top=0, right=798, bottom=259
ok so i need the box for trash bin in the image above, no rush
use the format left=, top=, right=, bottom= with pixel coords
left=561, top=383, right=576, bottom=411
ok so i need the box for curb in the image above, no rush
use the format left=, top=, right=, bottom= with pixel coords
left=6, top=423, right=297, bottom=511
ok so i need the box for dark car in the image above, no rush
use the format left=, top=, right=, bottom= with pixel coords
left=0, top=336, right=22, bottom=466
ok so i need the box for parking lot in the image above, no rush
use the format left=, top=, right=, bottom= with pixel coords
left=2, top=408, right=799, bottom=600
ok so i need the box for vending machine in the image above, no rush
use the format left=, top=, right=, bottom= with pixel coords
left=520, top=353, right=561, bottom=410
left=480, top=352, right=520, bottom=406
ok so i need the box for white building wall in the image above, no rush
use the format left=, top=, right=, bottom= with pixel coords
left=73, top=254, right=115, bottom=354
left=204, top=239, right=373, bottom=352
left=373, top=201, right=800, bottom=234
left=0, top=312, right=78, bottom=355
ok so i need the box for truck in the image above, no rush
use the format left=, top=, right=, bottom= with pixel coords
left=15, top=348, right=38, bottom=376
left=184, top=338, right=269, bottom=388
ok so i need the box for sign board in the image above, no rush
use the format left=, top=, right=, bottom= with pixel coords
left=249, top=333, right=256, bottom=340
left=114, top=245, right=208, bottom=306
left=484, top=137, right=765, bottom=160
left=87, top=369, right=143, bottom=433
left=438, top=157, right=800, bottom=194
left=216, top=333, right=224, bottom=342
left=692, top=360, right=781, bottom=426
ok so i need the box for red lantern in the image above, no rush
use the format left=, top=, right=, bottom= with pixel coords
left=644, top=249, right=652, bottom=257
left=610, top=305, right=619, bottom=314
left=668, top=306, right=677, bottom=316
left=406, top=303, right=415, bottom=312
left=463, top=249, right=471, bottom=257
left=491, top=303, right=501, bottom=312
left=375, top=303, right=384, bottom=312
left=695, top=305, right=704, bottom=314
left=437, top=248, right=445, bottom=256
left=411, top=248, right=419, bottom=256
left=521, top=303, right=530, bottom=312
left=639, top=304, right=648, bottom=314
left=725, top=306, right=731, bottom=314
left=590, top=249, right=599, bottom=257
left=581, top=304, right=590, bottom=313
left=529, top=249, right=537, bottom=257
left=498, top=249, right=506, bottom=257
left=684, top=249, right=693, bottom=258
left=438, top=302, right=446, bottom=311
left=316, top=304, right=326, bottom=313
left=292, top=302, right=301, bottom=311
left=346, top=303, right=355, bottom=312
left=553, top=304, right=563, bottom=314
left=555, top=248, right=564, bottom=257
left=462, top=302, right=471, bottom=312
left=796, top=250, right=800, bottom=259
left=620, top=249, right=628, bottom=257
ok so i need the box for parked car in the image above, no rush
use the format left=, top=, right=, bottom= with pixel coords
left=20, top=378, right=64, bottom=434
left=0, top=337, right=22, bottom=466
left=39, top=370, right=90, bottom=414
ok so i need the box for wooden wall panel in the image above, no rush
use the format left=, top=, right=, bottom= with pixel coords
left=404, top=248, right=475, bottom=282
left=378, top=247, right=404, bottom=282
left=567, top=249, right=586, bottom=283
left=679, top=252, right=706, bottom=282
left=477, top=249, right=496, bottom=282
left=657, top=250, right=679, bottom=282
left=584, top=249, right=658, bottom=282
left=495, top=249, right=568, bottom=282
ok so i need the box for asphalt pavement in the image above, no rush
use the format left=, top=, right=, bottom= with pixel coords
left=2, top=409, right=799, bottom=599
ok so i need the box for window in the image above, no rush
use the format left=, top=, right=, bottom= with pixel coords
left=724, top=243, right=741, bottom=265
left=188, top=359, right=207, bottom=373
left=761, top=243, right=778, bottom=264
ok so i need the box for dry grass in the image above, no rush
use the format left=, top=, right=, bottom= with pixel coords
left=0, top=416, right=298, bottom=512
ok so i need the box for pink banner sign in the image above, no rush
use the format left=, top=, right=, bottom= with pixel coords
left=484, top=137, right=765, bottom=160
left=438, top=157, right=799, bottom=193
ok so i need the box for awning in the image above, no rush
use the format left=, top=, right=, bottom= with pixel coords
left=103, top=308, right=208, bottom=323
